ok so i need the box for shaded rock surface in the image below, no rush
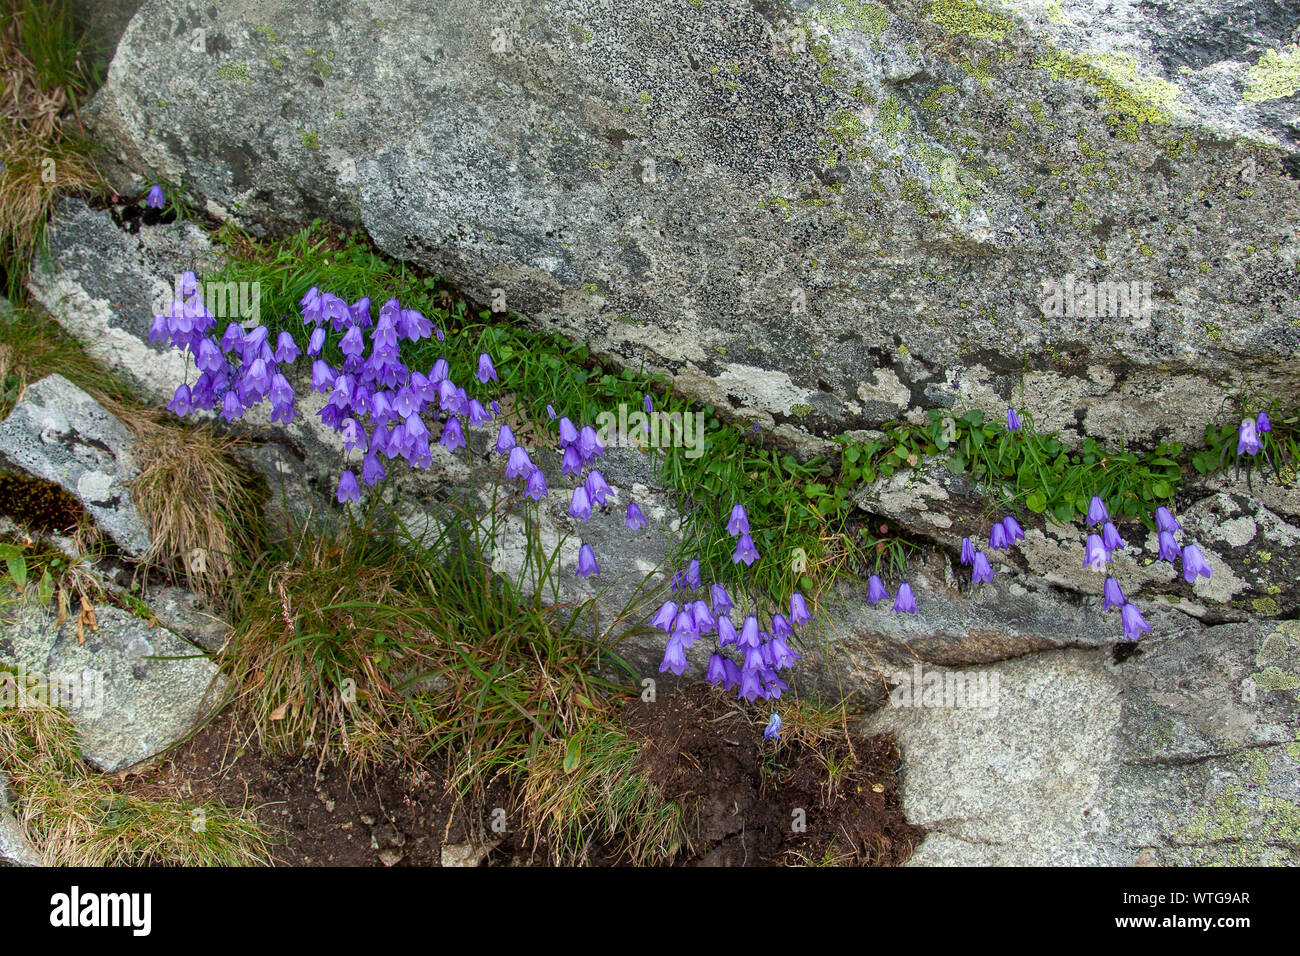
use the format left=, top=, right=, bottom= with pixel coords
left=0, top=775, right=41, bottom=867
left=0, top=599, right=225, bottom=773
left=0, top=373, right=152, bottom=558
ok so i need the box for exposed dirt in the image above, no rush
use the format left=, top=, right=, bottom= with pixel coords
left=145, top=686, right=924, bottom=867
left=623, top=685, right=924, bottom=866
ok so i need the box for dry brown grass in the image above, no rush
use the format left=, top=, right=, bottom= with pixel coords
left=126, top=417, right=261, bottom=604
left=0, top=1, right=107, bottom=299
left=0, top=692, right=271, bottom=866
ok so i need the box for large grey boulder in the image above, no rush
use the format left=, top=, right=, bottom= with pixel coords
left=0, top=374, right=152, bottom=559
left=869, top=619, right=1300, bottom=865
left=84, top=0, right=1300, bottom=455
left=0, top=599, right=226, bottom=773
left=0, top=776, right=42, bottom=867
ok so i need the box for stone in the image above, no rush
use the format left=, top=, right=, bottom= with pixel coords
left=869, top=620, right=1300, bottom=865
left=1, top=598, right=226, bottom=773
left=0, top=775, right=42, bottom=867
left=82, top=0, right=1300, bottom=457
left=0, top=374, right=152, bottom=558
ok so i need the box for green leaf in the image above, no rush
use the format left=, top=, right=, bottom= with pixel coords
left=38, top=569, right=53, bottom=605
left=0, top=543, right=22, bottom=561
left=563, top=736, right=582, bottom=774
left=1026, top=491, right=1047, bottom=513
left=1151, top=480, right=1170, bottom=498
left=6, top=556, right=26, bottom=590
left=1053, top=501, right=1075, bottom=523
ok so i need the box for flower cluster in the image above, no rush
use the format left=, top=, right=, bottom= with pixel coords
left=157, top=279, right=647, bottom=581
left=150, top=271, right=300, bottom=427
left=865, top=574, right=918, bottom=613
left=653, top=505, right=806, bottom=702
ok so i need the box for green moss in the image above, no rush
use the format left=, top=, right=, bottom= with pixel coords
left=1244, top=45, right=1300, bottom=102
left=298, top=129, right=320, bottom=150
left=789, top=404, right=815, bottom=418
left=920, top=83, right=958, bottom=113
left=923, top=0, right=1015, bottom=40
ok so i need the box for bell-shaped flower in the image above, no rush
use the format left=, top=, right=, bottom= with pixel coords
left=1182, top=544, right=1213, bottom=583
left=626, top=502, right=647, bottom=530
left=576, top=544, right=600, bottom=578
left=336, top=470, right=361, bottom=504
left=477, top=352, right=498, bottom=383
left=1002, top=516, right=1024, bottom=543
left=569, top=485, right=592, bottom=521
left=717, top=615, right=738, bottom=646
left=1120, top=602, right=1150, bottom=642
left=1007, top=407, right=1021, bottom=432
left=972, top=551, right=995, bottom=584
left=525, top=469, right=548, bottom=501
left=1087, top=496, right=1109, bottom=526
left=273, top=331, right=300, bottom=364
left=784, top=594, right=807, bottom=628
left=726, top=504, right=750, bottom=537
left=732, top=532, right=760, bottom=566
left=584, top=470, right=613, bottom=506
left=989, top=522, right=1010, bottom=551
left=1156, top=530, right=1181, bottom=562
left=1257, top=411, right=1271, bottom=434
left=706, top=654, right=728, bottom=687
left=738, top=615, right=760, bottom=649
left=495, top=424, right=516, bottom=454
left=867, top=574, right=890, bottom=605
left=650, top=601, right=677, bottom=632
left=145, top=184, right=165, bottom=209
left=1155, top=506, right=1180, bottom=533
left=1082, top=533, right=1109, bottom=570
left=763, top=713, right=782, bottom=741
left=1237, top=419, right=1260, bottom=456
left=960, top=537, right=975, bottom=566
left=505, top=446, right=534, bottom=479
left=659, top=637, right=689, bottom=676
left=167, top=383, right=192, bottom=417
left=1103, top=577, right=1125, bottom=611
left=1101, top=521, right=1126, bottom=554
left=893, top=582, right=918, bottom=614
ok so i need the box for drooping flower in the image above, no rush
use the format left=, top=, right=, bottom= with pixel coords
left=691, top=600, right=715, bottom=635
left=569, top=485, right=592, bottom=521
left=494, top=424, right=515, bottom=454
left=867, top=575, right=890, bottom=605
left=505, top=446, right=534, bottom=479
left=546, top=404, right=556, bottom=420
left=221, top=390, right=244, bottom=422
left=789, top=592, right=810, bottom=626
left=273, top=331, right=300, bottom=364
left=1157, top=530, right=1181, bottom=562
left=558, top=417, right=579, bottom=446
left=989, top=522, right=1010, bottom=551
left=893, top=582, right=918, bottom=614
left=770, top=613, right=793, bottom=639
left=166, top=383, right=192, bottom=417
left=561, top=445, right=583, bottom=475
left=1002, top=515, right=1025, bottom=543
left=361, top=453, right=386, bottom=486
left=308, top=326, right=327, bottom=356
left=439, top=417, right=465, bottom=451
left=1103, top=577, right=1125, bottom=611
left=732, top=532, right=760, bottom=566
left=145, top=184, right=165, bottom=209
left=971, top=551, right=995, bottom=584
left=738, top=615, right=760, bottom=649
left=625, top=501, right=647, bottom=530
left=738, top=667, right=764, bottom=702
left=1120, top=602, right=1150, bottom=642
left=706, top=653, right=728, bottom=687
left=766, top=633, right=799, bottom=669
left=1083, top=533, right=1110, bottom=570
left=525, top=468, right=548, bottom=501
left=659, top=637, right=689, bottom=676
left=467, top=399, right=492, bottom=427
left=710, top=584, right=733, bottom=617
left=685, top=559, right=701, bottom=590
left=960, top=536, right=976, bottom=566
left=1256, top=411, right=1271, bottom=434
left=577, top=425, right=604, bottom=461
left=763, top=713, right=782, bottom=741
left=1237, top=418, right=1260, bottom=456
left=477, top=352, right=498, bottom=383
left=336, top=470, right=361, bottom=504
left=1155, top=506, right=1180, bottom=533
left=651, top=601, right=678, bottom=632
left=717, top=615, right=738, bottom=646
left=1182, top=544, right=1213, bottom=583
left=576, top=543, right=600, bottom=577
left=726, top=504, right=750, bottom=537
left=1087, top=496, right=1109, bottom=526
left=1007, top=407, right=1021, bottom=432
left=584, top=470, right=612, bottom=506
left=644, top=393, right=653, bottom=415
left=1101, top=521, right=1126, bottom=554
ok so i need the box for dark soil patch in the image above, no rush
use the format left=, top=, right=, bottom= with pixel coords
left=0, top=470, right=86, bottom=535
left=145, top=688, right=924, bottom=866
left=143, top=710, right=459, bottom=866
left=623, top=685, right=925, bottom=866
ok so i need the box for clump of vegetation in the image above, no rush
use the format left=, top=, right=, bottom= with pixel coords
left=0, top=689, right=270, bottom=865
left=0, top=0, right=107, bottom=301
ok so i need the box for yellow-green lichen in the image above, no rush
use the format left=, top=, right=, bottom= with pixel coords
left=1035, top=50, right=1180, bottom=130
left=1243, top=45, right=1300, bottom=103
left=216, top=62, right=251, bottom=82
left=924, top=0, right=1015, bottom=41
left=809, top=2, right=889, bottom=37
left=298, top=129, right=320, bottom=149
